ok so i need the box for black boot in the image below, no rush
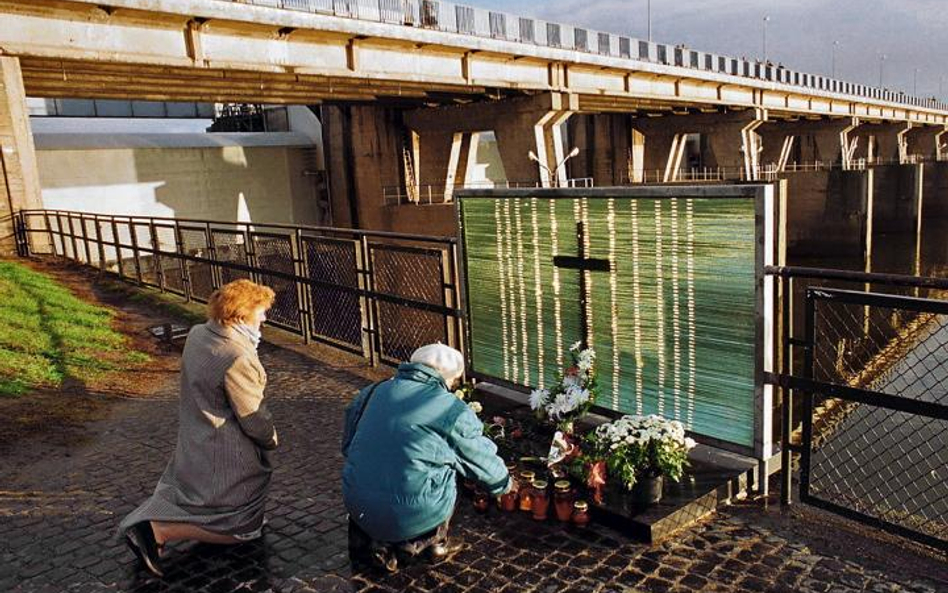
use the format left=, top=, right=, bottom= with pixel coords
left=124, top=522, right=163, bottom=578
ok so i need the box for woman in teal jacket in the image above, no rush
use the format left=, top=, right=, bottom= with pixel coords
left=341, top=344, right=511, bottom=571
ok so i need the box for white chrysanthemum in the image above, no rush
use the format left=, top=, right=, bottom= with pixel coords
left=550, top=392, right=573, bottom=418
left=529, top=388, right=549, bottom=411
left=454, top=390, right=466, bottom=400
left=576, top=349, right=596, bottom=371
left=570, top=340, right=583, bottom=352
left=564, top=384, right=587, bottom=404
left=684, top=437, right=697, bottom=450
left=468, top=401, right=483, bottom=414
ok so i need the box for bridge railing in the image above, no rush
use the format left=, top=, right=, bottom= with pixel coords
left=382, top=177, right=596, bottom=205
left=226, top=0, right=948, bottom=112
left=15, top=209, right=464, bottom=368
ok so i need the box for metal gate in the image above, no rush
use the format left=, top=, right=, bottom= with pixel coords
left=797, top=287, right=948, bottom=551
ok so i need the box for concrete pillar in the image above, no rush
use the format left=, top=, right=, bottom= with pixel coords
left=322, top=104, right=410, bottom=230
left=0, top=56, right=43, bottom=254
left=758, top=117, right=860, bottom=170
left=404, top=92, right=576, bottom=189
left=905, top=125, right=947, bottom=162
left=702, top=110, right=766, bottom=180
left=568, top=113, right=632, bottom=185
left=852, top=122, right=912, bottom=165
left=630, top=108, right=767, bottom=181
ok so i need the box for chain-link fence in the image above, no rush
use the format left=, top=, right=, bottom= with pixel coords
left=798, top=287, right=948, bottom=550
left=15, top=209, right=462, bottom=367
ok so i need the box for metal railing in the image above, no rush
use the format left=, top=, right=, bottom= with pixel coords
left=383, top=178, right=595, bottom=205
left=766, top=266, right=948, bottom=551
left=221, top=0, right=948, bottom=112
left=15, top=209, right=463, bottom=367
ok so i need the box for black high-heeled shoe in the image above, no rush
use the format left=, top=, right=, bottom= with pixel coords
left=125, top=522, right=164, bottom=578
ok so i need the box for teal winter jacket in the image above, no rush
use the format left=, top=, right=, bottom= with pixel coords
left=341, top=363, right=510, bottom=543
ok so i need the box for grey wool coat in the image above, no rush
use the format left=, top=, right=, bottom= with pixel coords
left=118, top=320, right=278, bottom=537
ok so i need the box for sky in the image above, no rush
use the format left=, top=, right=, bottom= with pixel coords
left=466, top=0, right=948, bottom=100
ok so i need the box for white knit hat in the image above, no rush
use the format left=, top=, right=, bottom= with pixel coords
left=410, top=343, right=465, bottom=386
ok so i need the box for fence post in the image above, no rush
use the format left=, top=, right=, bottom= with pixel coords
left=14, top=211, right=27, bottom=257
left=67, top=214, right=79, bottom=262
left=359, top=234, right=377, bottom=366
left=111, top=217, right=125, bottom=279
left=43, top=210, right=54, bottom=256
left=207, top=222, right=221, bottom=290
left=294, top=229, right=312, bottom=345
left=780, top=274, right=793, bottom=506
left=244, top=226, right=258, bottom=285
left=80, top=214, right=92, bottom=264
left=129, top=218, right=144, bottom=285
left=448, top=241, right=464, bottom=358
left=150, top=219, right=164, bottom=291
left=177, top=223, right=193, bottom=303
left=799, top=288, right=817, bottom=503
left=95, top=217, right=106, bottom=272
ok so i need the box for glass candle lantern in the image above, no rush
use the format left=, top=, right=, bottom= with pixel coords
left=518, top=471, right=536, bottom=512
left=572, top=500, right=590, bottom=528
left=553, top=480, right=574, bottom=522
left=473, top=488, right=489, bottom=513
left=531, top=480, right=550, bottom=521
left=499, top=462, right=518, bottom=511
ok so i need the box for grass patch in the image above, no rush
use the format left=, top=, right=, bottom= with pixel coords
left=101, top=279, right=206, bottom=325
left=0, top=261, right=149, bottom=397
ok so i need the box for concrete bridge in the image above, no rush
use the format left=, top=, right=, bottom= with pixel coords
left=2, top=0, right=948, bottom=242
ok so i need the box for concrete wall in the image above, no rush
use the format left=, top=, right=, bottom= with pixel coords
left=784, top=169, right=871, bottom=268
left=36, top=145, right=322, bottom=225
left=921, top=162, right=948, bottom=276
left=870, top=164, right=921, bottom=275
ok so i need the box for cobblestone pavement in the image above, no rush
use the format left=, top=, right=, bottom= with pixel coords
left=1, top=341, right=945, bottom=593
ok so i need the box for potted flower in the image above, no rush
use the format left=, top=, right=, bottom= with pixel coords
left=579, top=414, right=697, bottom=505
left=528, top=341, right=598, bottom=435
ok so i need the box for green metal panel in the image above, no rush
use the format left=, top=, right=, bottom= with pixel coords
left=460, top=194, right=759, bottom=448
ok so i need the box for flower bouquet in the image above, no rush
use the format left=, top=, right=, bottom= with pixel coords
left=528, top=341, right=598, bottom=434
left=576, top=414, right=697, bottom=504
left=529, top=342, right=598, bottom=472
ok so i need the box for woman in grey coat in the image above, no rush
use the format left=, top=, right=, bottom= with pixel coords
left=119, top=279, right=278, bottom=577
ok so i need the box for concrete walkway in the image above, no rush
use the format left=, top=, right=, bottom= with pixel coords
left=0, top=339, right=945, bottom=593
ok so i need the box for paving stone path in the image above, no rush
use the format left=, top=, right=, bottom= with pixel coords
left=0, top=341, right=944, bottom=593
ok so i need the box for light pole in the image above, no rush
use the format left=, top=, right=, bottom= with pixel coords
left=762, top=16, right=770, bottom=62
left=831, top=40, right=839, bottom=78
left=913, top=67, right=919, bottom=95
left=529, top=147, right=580, bottom=187
left=647, top=0, right=652, bottom=42
left=878, top=54, right=886, bottom=87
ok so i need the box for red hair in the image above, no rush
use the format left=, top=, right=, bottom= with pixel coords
left=207, top=279, right=275, bottom=326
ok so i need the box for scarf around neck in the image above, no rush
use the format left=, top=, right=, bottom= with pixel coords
left=233, top=323, right=261, bottom=350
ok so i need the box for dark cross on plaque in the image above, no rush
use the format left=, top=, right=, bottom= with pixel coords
left=553, top=221, right=613, bottom=350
